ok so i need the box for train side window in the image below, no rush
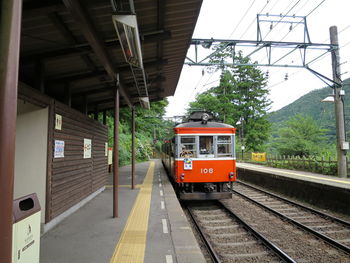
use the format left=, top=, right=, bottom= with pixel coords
left=180, top=136, right=196, bottom=158
left=199, top=136, right=214, bottom=157
left=217, top=135, right=232, bottom=157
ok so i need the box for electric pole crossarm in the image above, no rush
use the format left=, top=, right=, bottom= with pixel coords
left=190, top=38, right=336, bottom=49
left=306, top=66, right=340, bottom=88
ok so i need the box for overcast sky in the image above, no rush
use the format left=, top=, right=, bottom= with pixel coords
left=165, top=0, right=350, bottom=117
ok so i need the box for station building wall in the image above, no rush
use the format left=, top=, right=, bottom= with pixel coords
left=48, top=101, right=108, bottom=221
left=17, top=84, right=108, bottom=227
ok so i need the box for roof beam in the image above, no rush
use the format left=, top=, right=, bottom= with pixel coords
left=45, top=59, right=168, bottom=83
left=48, top=11, right=97, bottom=71
left=62, top=0, right=132, bottom=107
left=21, top=31, right=171, bottom=64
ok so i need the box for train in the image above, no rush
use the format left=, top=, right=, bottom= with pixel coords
left=161, top=111, right=237, bottom=200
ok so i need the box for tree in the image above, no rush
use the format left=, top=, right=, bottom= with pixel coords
left=106, top=99, right=172, bottom=165
left=188, top=49, right=271, bottom=151
left=273, top=114, right=327, bottom=157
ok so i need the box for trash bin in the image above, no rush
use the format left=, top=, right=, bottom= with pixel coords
left=12, top=193, right=41, bottom=263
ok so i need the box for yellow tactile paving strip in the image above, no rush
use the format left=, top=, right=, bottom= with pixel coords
left=106, top=184, right=142, bottom=188
left=109, top=161, right=155, bottom=263
left=238, top=163, right=350, bottom=185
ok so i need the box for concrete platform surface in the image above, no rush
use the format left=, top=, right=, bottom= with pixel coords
left=40, top=160, right=205, bottom=263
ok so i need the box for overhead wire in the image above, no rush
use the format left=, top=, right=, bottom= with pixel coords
left=278, top=0, right=327, bottom=42
left=186, top=0, right=261, bottom=104
left=262, top=0, right=328, bottom=88
left=238, top=0, right=274, bottom=40
left=228, top=0, right=257, bottom=38
left=266, top=25, right=350, bottom=91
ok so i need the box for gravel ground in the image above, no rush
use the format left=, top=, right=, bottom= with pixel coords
left=234, top=183, right=350, bottom=247
left=222, top=195, right=350, bottom=263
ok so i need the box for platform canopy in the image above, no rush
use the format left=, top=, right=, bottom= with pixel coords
left=20, top=0, right=203, bottom=111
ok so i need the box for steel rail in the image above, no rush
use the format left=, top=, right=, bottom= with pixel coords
left=218, top=201, right=297, bottom=263
left=232, top=188, right=350, bottom=255
left=186, top=205, right=222, bottom=263
left=237, top=181, right=350, bottom=227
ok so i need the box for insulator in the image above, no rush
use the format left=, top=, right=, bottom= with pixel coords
left=265, top=70, right=269, bottom=77
left=202, top=69, right=205, bottom=76
left=270, top=22, right=273, bottom=30
left=289, top=23, right=293, bottom=31
left=284, top=73, right=288, bottom=81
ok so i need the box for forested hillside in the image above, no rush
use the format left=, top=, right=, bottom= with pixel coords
left=269, top=78, right=350, bottom=141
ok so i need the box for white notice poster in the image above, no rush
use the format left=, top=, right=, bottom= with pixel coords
left=84, top=139, right=92, bottom=159
left=54, top=140, right=65, bottom=158
left=105, top=142, right=108, bottom=156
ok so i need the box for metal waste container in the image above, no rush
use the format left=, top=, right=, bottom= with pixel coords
left=12, top=193, right=41, bottom=263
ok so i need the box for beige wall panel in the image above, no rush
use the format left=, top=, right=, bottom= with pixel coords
left=14, top=100, right=48, bottom=223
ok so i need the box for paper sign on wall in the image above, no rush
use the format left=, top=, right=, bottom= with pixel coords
left=54, top=140, right=65, bottom=158
left=84, top=138, right=92, bottom=159
left=108, top=147, right=113, bottom=165
left=105, top=142, right=108, bottom=157
left=55, top=114, right=62, bottom=130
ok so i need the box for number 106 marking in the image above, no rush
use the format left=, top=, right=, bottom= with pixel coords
left=201, top=168, right=214, bottom=174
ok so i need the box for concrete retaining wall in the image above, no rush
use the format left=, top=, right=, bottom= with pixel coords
left=237, top=167, right=350, bottom=216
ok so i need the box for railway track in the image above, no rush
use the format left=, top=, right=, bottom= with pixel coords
left=231, top=181, right=350, bottom=258
left=186, top=201, right=295, bottom=263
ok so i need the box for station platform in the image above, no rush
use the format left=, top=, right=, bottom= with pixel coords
left=40, top=160, right=205, bottom=263
left=236, top=162, right=350, bottom=216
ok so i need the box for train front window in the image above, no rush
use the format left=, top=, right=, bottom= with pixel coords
left=180, top=136, right=196, bottom=158
left=217, top=135, right=232, bottom=157
left=199, top=136, right=214, bottom=157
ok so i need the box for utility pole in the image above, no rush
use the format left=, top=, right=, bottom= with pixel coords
left=330, top=26, right=348, bottom=178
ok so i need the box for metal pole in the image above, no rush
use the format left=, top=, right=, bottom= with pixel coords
left=330, top=26, right=348, bottom=178
left=113, top=88, right=119, bottom=217
left=131, top=107, right=135, bottom=189
left=0, top=0, right=22, bottom=262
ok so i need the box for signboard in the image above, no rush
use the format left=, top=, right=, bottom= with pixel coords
left=54, top=140, right=64, bottom=158
left=105, top=142, right=108, bottom=157
left=55, top=114, right=62, bottom=130
left=252, top=152, right=266, bottom=162
left=184, top=158, right=193, bottom=170
left=108, top=147, right=113, bottom=165
left=84, top=139, right=92, bottom=159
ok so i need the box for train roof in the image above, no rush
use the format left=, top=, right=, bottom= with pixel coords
left=175, top=121, right=234, bottom=129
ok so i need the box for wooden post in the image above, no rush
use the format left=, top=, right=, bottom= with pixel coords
left=103, top=110, right=107, bottom=125
left=131, top=107, right=136, bottom=189
left=35, top=60, right=45, bottom=93
left=0, top=0, right=22, bottom=262
left=113, top=88, right=119, bottom=218
left=330, top=26, right=348, bottom=178
left=64, top=83, right=71, bottom=107
left=94, top=105, right=98, bottom=120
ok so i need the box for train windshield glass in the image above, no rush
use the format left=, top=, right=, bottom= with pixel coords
left=217, top=136, right=232, bottom=157
left=180, top=136, right=196, bottom=158
left=199, top=136, right=214, bottom=156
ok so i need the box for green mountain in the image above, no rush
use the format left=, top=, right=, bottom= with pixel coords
left=268, top=78, right=350, bottom=141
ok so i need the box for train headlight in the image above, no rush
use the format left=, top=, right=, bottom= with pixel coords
left=180, top=173, right=185, bottom=181
left=229, top=172, right=234, bottom=179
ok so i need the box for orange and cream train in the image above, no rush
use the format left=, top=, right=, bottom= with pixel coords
left=161, top=112, right=236, bottom=200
